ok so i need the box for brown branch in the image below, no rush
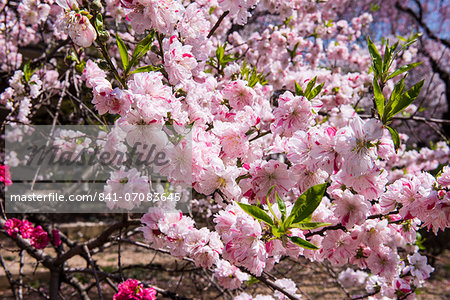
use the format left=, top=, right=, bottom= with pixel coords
left=395, top=1, right=450, bottom=48
left=0, top=218, right=55, bottom=270
left=0, top=246, right=18, bottom=300
left=54, top=218, right=141, bottom=265
left=207, top=11, right=230, bottom=38
left=255, top=273, right=302, bottom=300
left=358, top=114, right=450, bottom=124
left=83, top=245, right=103, bottom=300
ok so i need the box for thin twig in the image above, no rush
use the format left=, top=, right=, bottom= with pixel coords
left=83, top=245, right=103, bottom=300
left=0, top=245, right=18, bottom=300
left=207, top=11, right=230, bottom=38
left=18, top=249, right=24, bottom=300
left=359, top=114, right=450, bottom=124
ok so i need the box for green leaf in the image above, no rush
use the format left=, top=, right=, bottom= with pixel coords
left=23, top=61, right=33, bottom=82
left=116, top=33, right=129, bottom=71
left=95, top=14, right=103, bottom=31
left=386, top=126, right=400, bottom=151
left=367, top=36, right=383, bottom=78
left=390, top=41, right=399, bottom=55
left=304, top=76, right=317, bottom=98
left=383, top=75, right=407, bottom=123
left=294, top=81, right=304, bottom=96
left=129, top=31, right=155, bottom=71
left=275, top=192, right=286, bottom=221
left=290, top=222, right=331, bottom=230
left=386, top=79, right=424, bottom=120
left=217, top=44, right=225, bottom=61
left=288, top=236, right=319, bottom=250
left=237, top=203, right=274, bottom=226
left=129, top=65, right=162, bottom=74
left=382, top=39, right=391, bottom=73
left=396, top=35, right=407, bottom=42
left=285, top=183, right=327, bottom=227
left=23, top=61, right=39, bottom=83
left=387, top=62, right=422, bottom=80
left=403, top=33, right=421, bottom=48
left=372, top=78, right=385, bottom=120
left=307, top=82, right=324, bottom=100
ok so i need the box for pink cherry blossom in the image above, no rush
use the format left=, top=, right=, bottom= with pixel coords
left=104, top=167, right=150, bottom=210
left=222, top=80, right=256, bottom=110
left=164, top=36, right=198, bottom=85
left=271, top=91, right=322, bottom=137
left=240, top=160, right=296, bottom=203
left=214, top=260, right=250, bottom=289
left=335, top=117, right=383, bottom=176
left=332, top=190, right=370, bottom=229
left=367, top=246, right=400, bottom=280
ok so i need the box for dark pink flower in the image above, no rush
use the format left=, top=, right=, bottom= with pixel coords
left=20, top=220, right=34, bottom=238
left=52, top=229, right=61, bottom=246
left=0, top=165, right=12, bottom=186
left=113, top=279, right=157, bottom=300
left=30, top=226, right=49, bottom=249
left=4, top=218, right=21, bottom=238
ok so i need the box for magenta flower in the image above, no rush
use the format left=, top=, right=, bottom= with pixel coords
left=4, top=218, right=22, bottom=238
left=113, top=279, right=157, bottom=300
left=52, top=229, right=62, bottom=246
left=20, top=219, right=34, bottom=239
left=0, top=165, right=12, bottom=186
left=30, top=226, right=49, bottom=249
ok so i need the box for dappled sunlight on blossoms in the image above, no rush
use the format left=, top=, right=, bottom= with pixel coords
left=0, top=0, right=448, bottom=299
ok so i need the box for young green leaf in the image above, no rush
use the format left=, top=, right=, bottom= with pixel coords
left=386, top=126, right=400, bottom=151
left=387, top=62, right=422, bottom=80
left=95, top=14, right=103, bottom=31
left=116, top=34, right=129, bottom=71
left=372, top=78, right=385, bottom=120
left=367, top=36, right=383, bottom=77
left=237, top=203, right=274, bottom=226
left=216, top=44, right=225, bottom=61
left=382, top=39, right=391, bottom=73
left=289, top=222, right=331, bottom=230
left=386, top=79, right=424, bottom=120
left=288, top=236, right=319, bottom=250
left=23, top=61, right=33, bottom=82
left=294, top=81, right=304, bottom=96
left=383, top=75, right=407, bottom=123
left=307, top=82, right=324, bottom=100
left=396, top=35, right=407, bottom=42
left=304, top=76, right=317, bottom=98
left=129, top=65, right=162, bottom=74
left=275, top=192, right=286, bottom=221
left=129, top=31, right=155, bottom=71
left=285, top=183, right=327, bottom=227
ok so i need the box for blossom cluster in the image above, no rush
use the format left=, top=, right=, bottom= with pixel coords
left=113, top=279, right=157, bottom=300
left=4, top=218, right=61, bottom=249
left=0, top=0, right=448, bottom=298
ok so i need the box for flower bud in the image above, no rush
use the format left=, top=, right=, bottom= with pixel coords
left=91, top=0, right=102, bottom=12
left=98, top=31, right=110, bottom=43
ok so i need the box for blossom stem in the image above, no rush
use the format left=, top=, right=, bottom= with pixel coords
left=96, top=41, right=128, bottom=89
